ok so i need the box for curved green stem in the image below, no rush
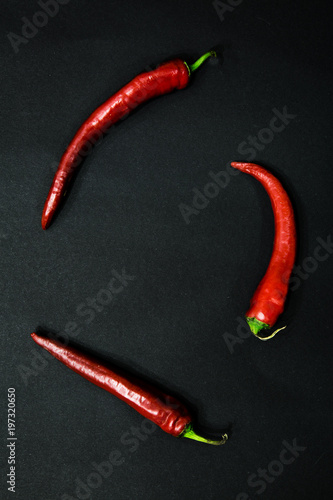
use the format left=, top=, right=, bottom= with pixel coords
left=180, top=423, right=228, bottom=445
left=187, top=50, right=217, bottom=75
left=246, top=317, right=286, bottom=340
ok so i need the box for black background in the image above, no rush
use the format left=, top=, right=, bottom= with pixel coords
left=1, top=1, right=332, bottom=499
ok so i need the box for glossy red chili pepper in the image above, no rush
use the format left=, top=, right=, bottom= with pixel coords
left=42, top=50, right=216, bottom=230
left=31, top=332, right=227, bottom=444
left=231, top=162, right=296, bottom=340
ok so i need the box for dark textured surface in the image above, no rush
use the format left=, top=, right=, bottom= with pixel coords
left=1, top=1, right=332, bottom=499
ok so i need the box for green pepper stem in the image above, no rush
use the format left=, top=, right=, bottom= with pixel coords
left=180, top=423, right=228, bottom=445
left=187, top=50, right=217, bottom=74
left=246, top=317, right=270, bottom=336
left=246, top=317, right=286, bottom=340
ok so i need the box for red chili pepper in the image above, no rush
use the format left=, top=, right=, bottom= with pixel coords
left=31, top=332, right=227, bottom=445
left=42, top=51, right=217, bottom=230
left=231, top=162, right=296, bottom=340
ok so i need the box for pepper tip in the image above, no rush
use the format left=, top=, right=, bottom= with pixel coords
left=41, top=213, right=50, bottom=230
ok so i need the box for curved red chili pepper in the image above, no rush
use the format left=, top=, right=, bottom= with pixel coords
left=42, top=51, right=216, bottom=230
left=231, top=162, right=296, bottom=340
left=31, top=332, right=227, bottom=445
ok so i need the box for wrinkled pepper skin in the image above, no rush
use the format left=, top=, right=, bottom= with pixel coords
left=31, top=332, right=191, bottom=437
left=41, top=59, right=190, bottom=230
left=231, top=162, right=296, bottom=338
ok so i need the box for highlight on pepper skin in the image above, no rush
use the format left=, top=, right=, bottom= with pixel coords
left=230, top=162, right=296, bottom=340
